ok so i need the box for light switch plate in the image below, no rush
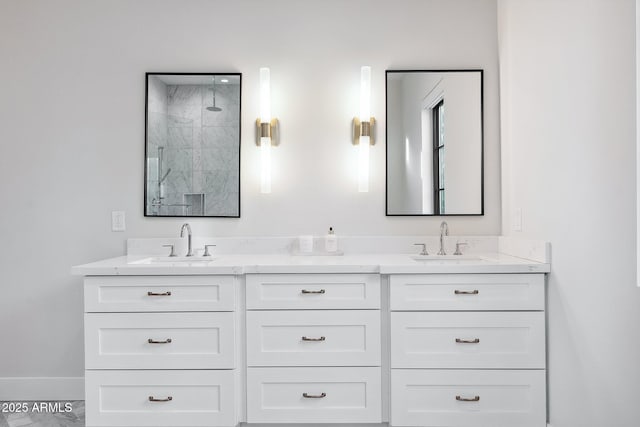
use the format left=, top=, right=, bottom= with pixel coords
left=111, top=211, right=126, bottom=232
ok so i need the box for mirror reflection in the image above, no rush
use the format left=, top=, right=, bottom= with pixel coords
left=145, top=73, right=241, bottom=217
left=386, top=70, right=483, bottom=216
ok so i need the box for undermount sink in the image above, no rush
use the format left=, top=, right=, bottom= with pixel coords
left=410, top=255, right=485, bottom=264
left=129, top=256, right=217, bottom=265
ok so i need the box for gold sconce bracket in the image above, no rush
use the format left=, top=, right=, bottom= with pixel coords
left=352, top=117, right=376, bottom=145
left=255, top=118, right=280, bottom=146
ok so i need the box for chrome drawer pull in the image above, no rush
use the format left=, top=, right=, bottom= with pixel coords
left=454, top=290, right=479, bottom=295
left=301, top=289, right=325, bottom=294
left=147, top=291, right=172, bottom=296
left=455, top=338, right=480, bottom=344
left=302, top=336, right=326, bottom=341
left=303, top=392, right=327, bottom=399
left=148, top=338, right=172, bottom=344
left=456, top=395, right=480, bottom=402
left=148, top=396, right=173, bottom=402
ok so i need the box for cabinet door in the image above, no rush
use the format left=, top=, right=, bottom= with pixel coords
left=391, top=369, right=546, bottom=427
left=85, top=312, right=235, bottom=369
left=247, top=310, right=381, bottom=367
left=85, top=370, right=236, bottom=427
left=84, top=275, right=235, bottom=312
left=390, top=274, right=544, bottom=311
left=247, top=367, right=381, bottom=423
left=246, top=274, right=380, bottom=309
left=391, top=311, right=545, bottom=369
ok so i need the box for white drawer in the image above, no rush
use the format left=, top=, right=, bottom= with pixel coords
left=85, top=369, right=236, bottom=427
left=246, top=273, right=380, bottom=309
left=85, top=312, right=235, bottom=369
left=84, top=275, right=235, bottom=312
left=247, top=310, right=381, bottom=367
left=391, top=311, right=545, bottom=369
left=247, top=367, right=381, bottom=423
left=391, top=369, right=546, bottom=427
left=390, top=273, right=544, bottom=311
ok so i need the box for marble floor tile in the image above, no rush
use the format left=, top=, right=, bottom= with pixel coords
left=0, top=402, right=84, bottom=427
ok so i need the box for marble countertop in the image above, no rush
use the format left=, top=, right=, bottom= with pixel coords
left=71, top=252, right=550, bottom=276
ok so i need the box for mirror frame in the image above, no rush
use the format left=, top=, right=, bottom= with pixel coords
left=144, top=72, right=242, bottom=218
left=385, top=69, right=484, bottom=216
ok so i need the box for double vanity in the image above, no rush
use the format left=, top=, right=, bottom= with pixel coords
left=73, top=238, right=549, bottom=427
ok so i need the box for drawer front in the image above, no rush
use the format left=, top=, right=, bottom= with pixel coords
left=391, top=369, right=546, bottom=427
left=85, top=312, right=235, bottom=369
left=246, top=273, right=380, bottom=309
left=391, top=311, right=545, bottom=369
left=247, top=367, right=381, bottom=423
left=84, top=275, right=235, bottom=312
left=390, top=273, right=544, bottom=311
left=85, top=370, right=235, bottom=427
left=247, top=310, right=381, bottom=367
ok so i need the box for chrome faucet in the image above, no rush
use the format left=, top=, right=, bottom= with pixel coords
left=438, top=221, right=449, bottom=255
left=180, top=223, right=194, bottom=257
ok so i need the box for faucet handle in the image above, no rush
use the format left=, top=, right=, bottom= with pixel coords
left=162, top=244, right=177, bottom=257
left=413, top=243, right=428, bottom=256
left=454, top=241, right=468, bottom=256
left=203, top=244, right=216, bottom=257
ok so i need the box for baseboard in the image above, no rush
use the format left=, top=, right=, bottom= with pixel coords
left=0, top=377, right=83, bottom=400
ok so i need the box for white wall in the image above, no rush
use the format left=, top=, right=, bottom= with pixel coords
left=0, top=0, right=500, bottom=394
left=498, top=0, right=640, bottom=425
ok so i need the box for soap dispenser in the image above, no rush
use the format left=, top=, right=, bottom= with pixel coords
left=325, top=227, right=338, bottom=253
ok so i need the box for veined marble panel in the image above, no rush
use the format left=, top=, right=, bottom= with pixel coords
left=200, top=147, right=239, bottom=171
left=168, top=104, right=201, bottom=127
left=164, top=147, right=193, bottom=172
left=165, top=170, right=192, bottom=194
left=0, top=401, right=84, bottom=427
left=201, top=126, right=239, bottom=148
left=167, top=126, right=193, bottom=147
left=168, top=84, right=203, bottom=106
left=205, top=190, right=239, bottom=216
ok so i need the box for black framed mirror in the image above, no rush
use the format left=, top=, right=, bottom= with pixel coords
left=145, top=72, right=241, bottom=217
left=386, top=70, right=483, bottom=216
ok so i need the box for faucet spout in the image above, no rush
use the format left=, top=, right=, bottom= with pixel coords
left=180, top=223, right=194, bottom=257
left=438, top=221, right=449, bottom=256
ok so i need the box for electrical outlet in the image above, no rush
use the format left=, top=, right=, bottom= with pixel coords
left=513, top=207, right=522, bottom=232
left=111, top=211, right=126, bottom=232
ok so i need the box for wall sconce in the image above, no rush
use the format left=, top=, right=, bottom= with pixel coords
left=256, top=67, right=279, bottom=194
left=352, top=66, right=375, bottom=192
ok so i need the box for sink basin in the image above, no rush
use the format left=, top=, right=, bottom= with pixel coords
left=410, top=255, right=485, bottom=264
left=129, top=256, right=217, bottom=265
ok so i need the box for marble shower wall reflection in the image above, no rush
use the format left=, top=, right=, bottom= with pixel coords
left=145, top=73, right=241, bottom=217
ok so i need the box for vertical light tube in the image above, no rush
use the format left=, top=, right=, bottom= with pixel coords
left=260, top=68, right=271, bottom=193
left=358, top=66, right=371, bottom=192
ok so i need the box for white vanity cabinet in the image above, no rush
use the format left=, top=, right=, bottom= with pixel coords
left=75, top=255, right=550, bottom=427
left=389, top=273, right=546, bottom=427
left=83, top=275, right=238, bottom=427
left=245, top=273, right=383, bottom=424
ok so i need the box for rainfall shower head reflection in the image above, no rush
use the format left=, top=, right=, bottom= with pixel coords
left=207, top=77, right=223, bottom=112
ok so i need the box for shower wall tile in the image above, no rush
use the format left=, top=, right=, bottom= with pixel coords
left=168, top=84, right=202, bottom=106
left=201, top=126, right=239, bottom=148
left=168, top=104, right=201, bottom=127
left=200, top=147, right=239, bottom=171
left=165, top=148, right=193, bottom=172
left=167, top=127, right=192, bottom=147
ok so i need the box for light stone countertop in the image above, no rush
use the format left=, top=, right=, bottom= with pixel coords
left=71, top=252, right=550, bottom=276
